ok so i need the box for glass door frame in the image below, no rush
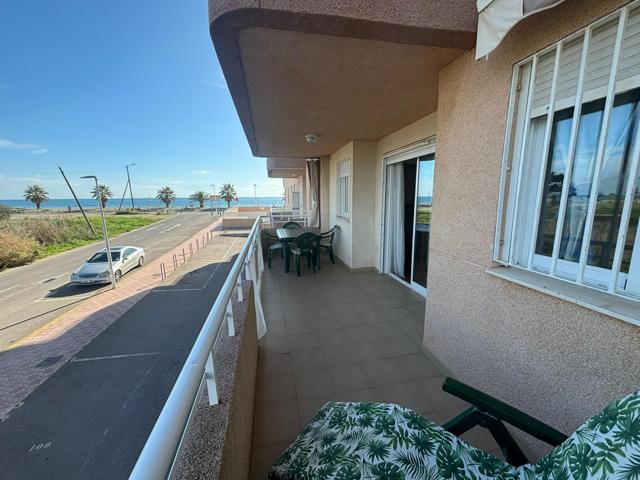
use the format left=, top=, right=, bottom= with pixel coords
left=380, top=138, right=436, bottom=296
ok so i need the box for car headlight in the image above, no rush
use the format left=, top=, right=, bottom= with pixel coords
left=98, top=271, right=110, bottom=278
left=71, top=272, right=78, bottom=279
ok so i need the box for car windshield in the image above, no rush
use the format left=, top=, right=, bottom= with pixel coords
left=87, top=251, right=120, bottom=263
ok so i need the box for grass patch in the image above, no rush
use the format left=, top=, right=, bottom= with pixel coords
left=0, top=215, right=164, bottom=267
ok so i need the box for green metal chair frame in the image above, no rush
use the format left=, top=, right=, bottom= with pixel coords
left=317, top=225, right=337, bottom=268
left=290, top=232, right=318, bottom=276
left=282, top=221, right=302, bottom=229
left=263, top=231, right=283, bottom=269
left=441, top=377, right=567, bottom=466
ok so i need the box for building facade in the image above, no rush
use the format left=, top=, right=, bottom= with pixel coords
left=210, top=0, right=640, bottom=454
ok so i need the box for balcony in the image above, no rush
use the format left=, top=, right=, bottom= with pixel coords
left=251, top=259, right=504, bottom=477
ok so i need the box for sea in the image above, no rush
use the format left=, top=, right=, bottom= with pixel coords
left=0, top=197, right=284, bottom=210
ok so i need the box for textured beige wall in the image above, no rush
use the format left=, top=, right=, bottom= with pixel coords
left=329, top=142, right=354, bottom=267
left=426, top=0, right=637, bottom=457
left=219, top=287, right=258, bottom=480
left=374, top=113, right=438, bottom=271
left=320, top=156, right=331, bottom=230
left=352, top=141, right=378, bottom=269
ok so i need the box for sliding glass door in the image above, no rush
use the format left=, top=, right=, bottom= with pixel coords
left=410, top=155, right=434, bottom=294
left=382, top=149, right=435, bottom=296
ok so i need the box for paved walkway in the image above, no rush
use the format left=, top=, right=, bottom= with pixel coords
left=0, top=217, right=223, bottom=421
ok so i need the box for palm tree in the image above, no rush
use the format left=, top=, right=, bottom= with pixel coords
left=156, top=186, right=176, bottom=208
left=90, top=184, right=113, bottom=208
left=189, top=190, right=208, bottom=208
left=23, top=184, right=49, bottom=210
left=219, top=183, right=238, bottom=208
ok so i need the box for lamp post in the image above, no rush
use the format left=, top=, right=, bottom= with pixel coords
left=254, top=183, right=257, bottom=206
left=81, top=175, right=116, bottom=289
left=126, top=163, right=136, bottom=209
left=210, top=184, right=217, bottom=215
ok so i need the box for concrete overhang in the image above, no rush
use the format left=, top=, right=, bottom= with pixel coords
left=209, top=1, right=477, bottom=158
left=267, top=157, right=307, bottom=179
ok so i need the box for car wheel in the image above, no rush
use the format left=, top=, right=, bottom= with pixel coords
left=138, top=256, right=145, bottom=267
left=114, top=270, right=122, bottom=282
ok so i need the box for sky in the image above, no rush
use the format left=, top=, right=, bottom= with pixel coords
left=0, top=0, right=283, bottom=199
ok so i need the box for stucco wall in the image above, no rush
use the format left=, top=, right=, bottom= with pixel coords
left=426, top=0, right=637, bottom=457
left=329, top=142, right=354, bottom=267
left=374, top=113, right=439, bottom=271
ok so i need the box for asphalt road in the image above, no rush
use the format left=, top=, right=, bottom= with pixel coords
left=0, top=212, right=219, bottom=350
left=0, top=233, right=245, bottom=479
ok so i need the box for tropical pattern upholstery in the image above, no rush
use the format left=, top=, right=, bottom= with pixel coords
left=269, top=392, right=640, bottom=480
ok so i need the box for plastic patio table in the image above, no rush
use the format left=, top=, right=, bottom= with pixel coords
left=276, top=227, right=320, bottom=273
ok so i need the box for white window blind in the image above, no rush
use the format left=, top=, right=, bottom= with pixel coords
left=495, top=1, right=640, bottom=303
left=336, top=159, right=351, bottom=219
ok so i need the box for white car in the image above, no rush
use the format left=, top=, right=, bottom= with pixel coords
left=70, top=246, right=145, bottom=285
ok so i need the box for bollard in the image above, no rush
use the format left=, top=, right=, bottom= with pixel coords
left=196, top=239, right=199, bottom=250
left=189, top=243, right=193, bottom=256
left=182, top=248, right=186, bottom=262
left=160, top=262, right=166, bottom=280
left=173, top=254, right=178, bottom=270
left=202, top=234, right=205, bottom=246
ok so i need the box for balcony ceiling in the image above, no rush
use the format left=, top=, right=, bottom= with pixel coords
left=267, top=157, right=307, bottom=178
left=210, top=2, right=477, bottom=157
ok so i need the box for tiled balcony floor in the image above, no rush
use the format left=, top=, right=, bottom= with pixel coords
left=251, top=258, right=503, bottom=478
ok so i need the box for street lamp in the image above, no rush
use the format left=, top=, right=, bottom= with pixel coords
left=81, top=175, right=116, bottom=289
left=126, top=163, right=136, bottom=209
left=210, top=184, right=217, bottom=215
left=254, top=183, right=257, bottom=206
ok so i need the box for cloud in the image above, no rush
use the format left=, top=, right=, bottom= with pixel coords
left=0, top=138, right=49, bottom=155
left=196, top=80, right=229, bottom=91
left=192, top=169, right=214, bottom=175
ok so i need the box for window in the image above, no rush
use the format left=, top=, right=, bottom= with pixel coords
left=337, top=159, right=351, bottom=219
left=495, top=2, right=640, bottom=301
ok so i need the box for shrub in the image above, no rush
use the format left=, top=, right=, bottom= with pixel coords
left=0, top=230, right=38, bottom=269
left=0, top=204, right=10, bottom=222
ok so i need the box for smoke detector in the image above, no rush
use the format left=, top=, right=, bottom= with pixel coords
left=305, top=134, right=318, bottom=144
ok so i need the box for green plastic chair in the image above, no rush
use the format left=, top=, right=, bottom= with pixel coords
left=317, top=225, right=337, bottom=268
left=283, top=221, right=302, bottom=229
left=263, top=231, right=283, bottom=269
left=290, top=232, right=318, bottom=276
left=269, top=377, right=640, bottom=479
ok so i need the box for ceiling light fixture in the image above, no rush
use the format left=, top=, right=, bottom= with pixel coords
left=305, top=134, right=318, bottom=144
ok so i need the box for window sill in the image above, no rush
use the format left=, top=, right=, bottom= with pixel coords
left=486, top=265, right=640, bottom=327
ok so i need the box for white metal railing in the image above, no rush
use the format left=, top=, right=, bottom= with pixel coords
left=129, top=217, right=266, bottom=479
left=269, top=206, right=309, bottom=226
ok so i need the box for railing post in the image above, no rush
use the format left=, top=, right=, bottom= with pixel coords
left=225, top=300, right=235, bottom=336
left=204, top=351, right=219, bottom=405
left=236, top=276, right=243, bottom=302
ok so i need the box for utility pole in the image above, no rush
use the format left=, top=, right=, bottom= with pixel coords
left=126, top=163, right=135, bottom=209
left=254, top=184, right=258, bottom=205
left=81, top=175, right=116, bottom=289
left=211, top=184, right=217, bottom=215
left=59, top=167, right=96, bottom=235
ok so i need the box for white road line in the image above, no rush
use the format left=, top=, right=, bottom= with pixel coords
left=146, top=225, right=159, bottom=231
left=0, top=284, right=21, bottom=294
left=34, top=274, right=65, bottom=285
left=0, top=285, right=37, bottom=303
left=163, top=223, right=181, bottom=232
left=70, top=352, right=159, bottom=363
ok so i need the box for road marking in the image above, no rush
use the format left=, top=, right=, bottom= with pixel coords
left=70, top=352, right=159, bottom=363
left=0, top=285, right=36, bottom=303
left=163, top=223, right=181, bottom=232
left=0, top=284, right=21, bottom=294
left=146, top=225, right=159, bottom=231
left=29, top=442, right=52, bottom=452
left=35, top=274, right=65, bottom=285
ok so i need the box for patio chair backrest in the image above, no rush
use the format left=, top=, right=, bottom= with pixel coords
left=294, top=232, right=317, bottom=253
left=319, top=225, right=338, bottom=243
left=263, top=230, right=278, bottom=240
left=283, top=221, right=301, bottom=229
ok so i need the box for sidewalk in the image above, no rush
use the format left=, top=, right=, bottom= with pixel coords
left=0, top=217, right=223, bottom=420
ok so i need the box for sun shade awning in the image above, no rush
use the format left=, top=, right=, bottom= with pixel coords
left=476, top=0, right=567, bottom=59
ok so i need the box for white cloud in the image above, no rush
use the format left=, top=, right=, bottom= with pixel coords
left=0, top=138, right=49, bottom=155
left=193, top=169, right=214, bottom=175
left=196, top=80, right=229, bottom=91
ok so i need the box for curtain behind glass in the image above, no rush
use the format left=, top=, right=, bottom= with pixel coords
left=384, top=163, right=405, bottom=277
left=306, top=159, right=320, bottom=228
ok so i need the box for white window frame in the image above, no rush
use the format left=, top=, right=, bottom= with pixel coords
left=336, top=158, right=351, bottom=219
left=494, top=1, right=640, bottom=303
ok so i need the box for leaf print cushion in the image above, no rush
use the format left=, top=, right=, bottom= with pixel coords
left=269, top=391, right=640, bottom=480
left=268, top=402, right=519, bottom=480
